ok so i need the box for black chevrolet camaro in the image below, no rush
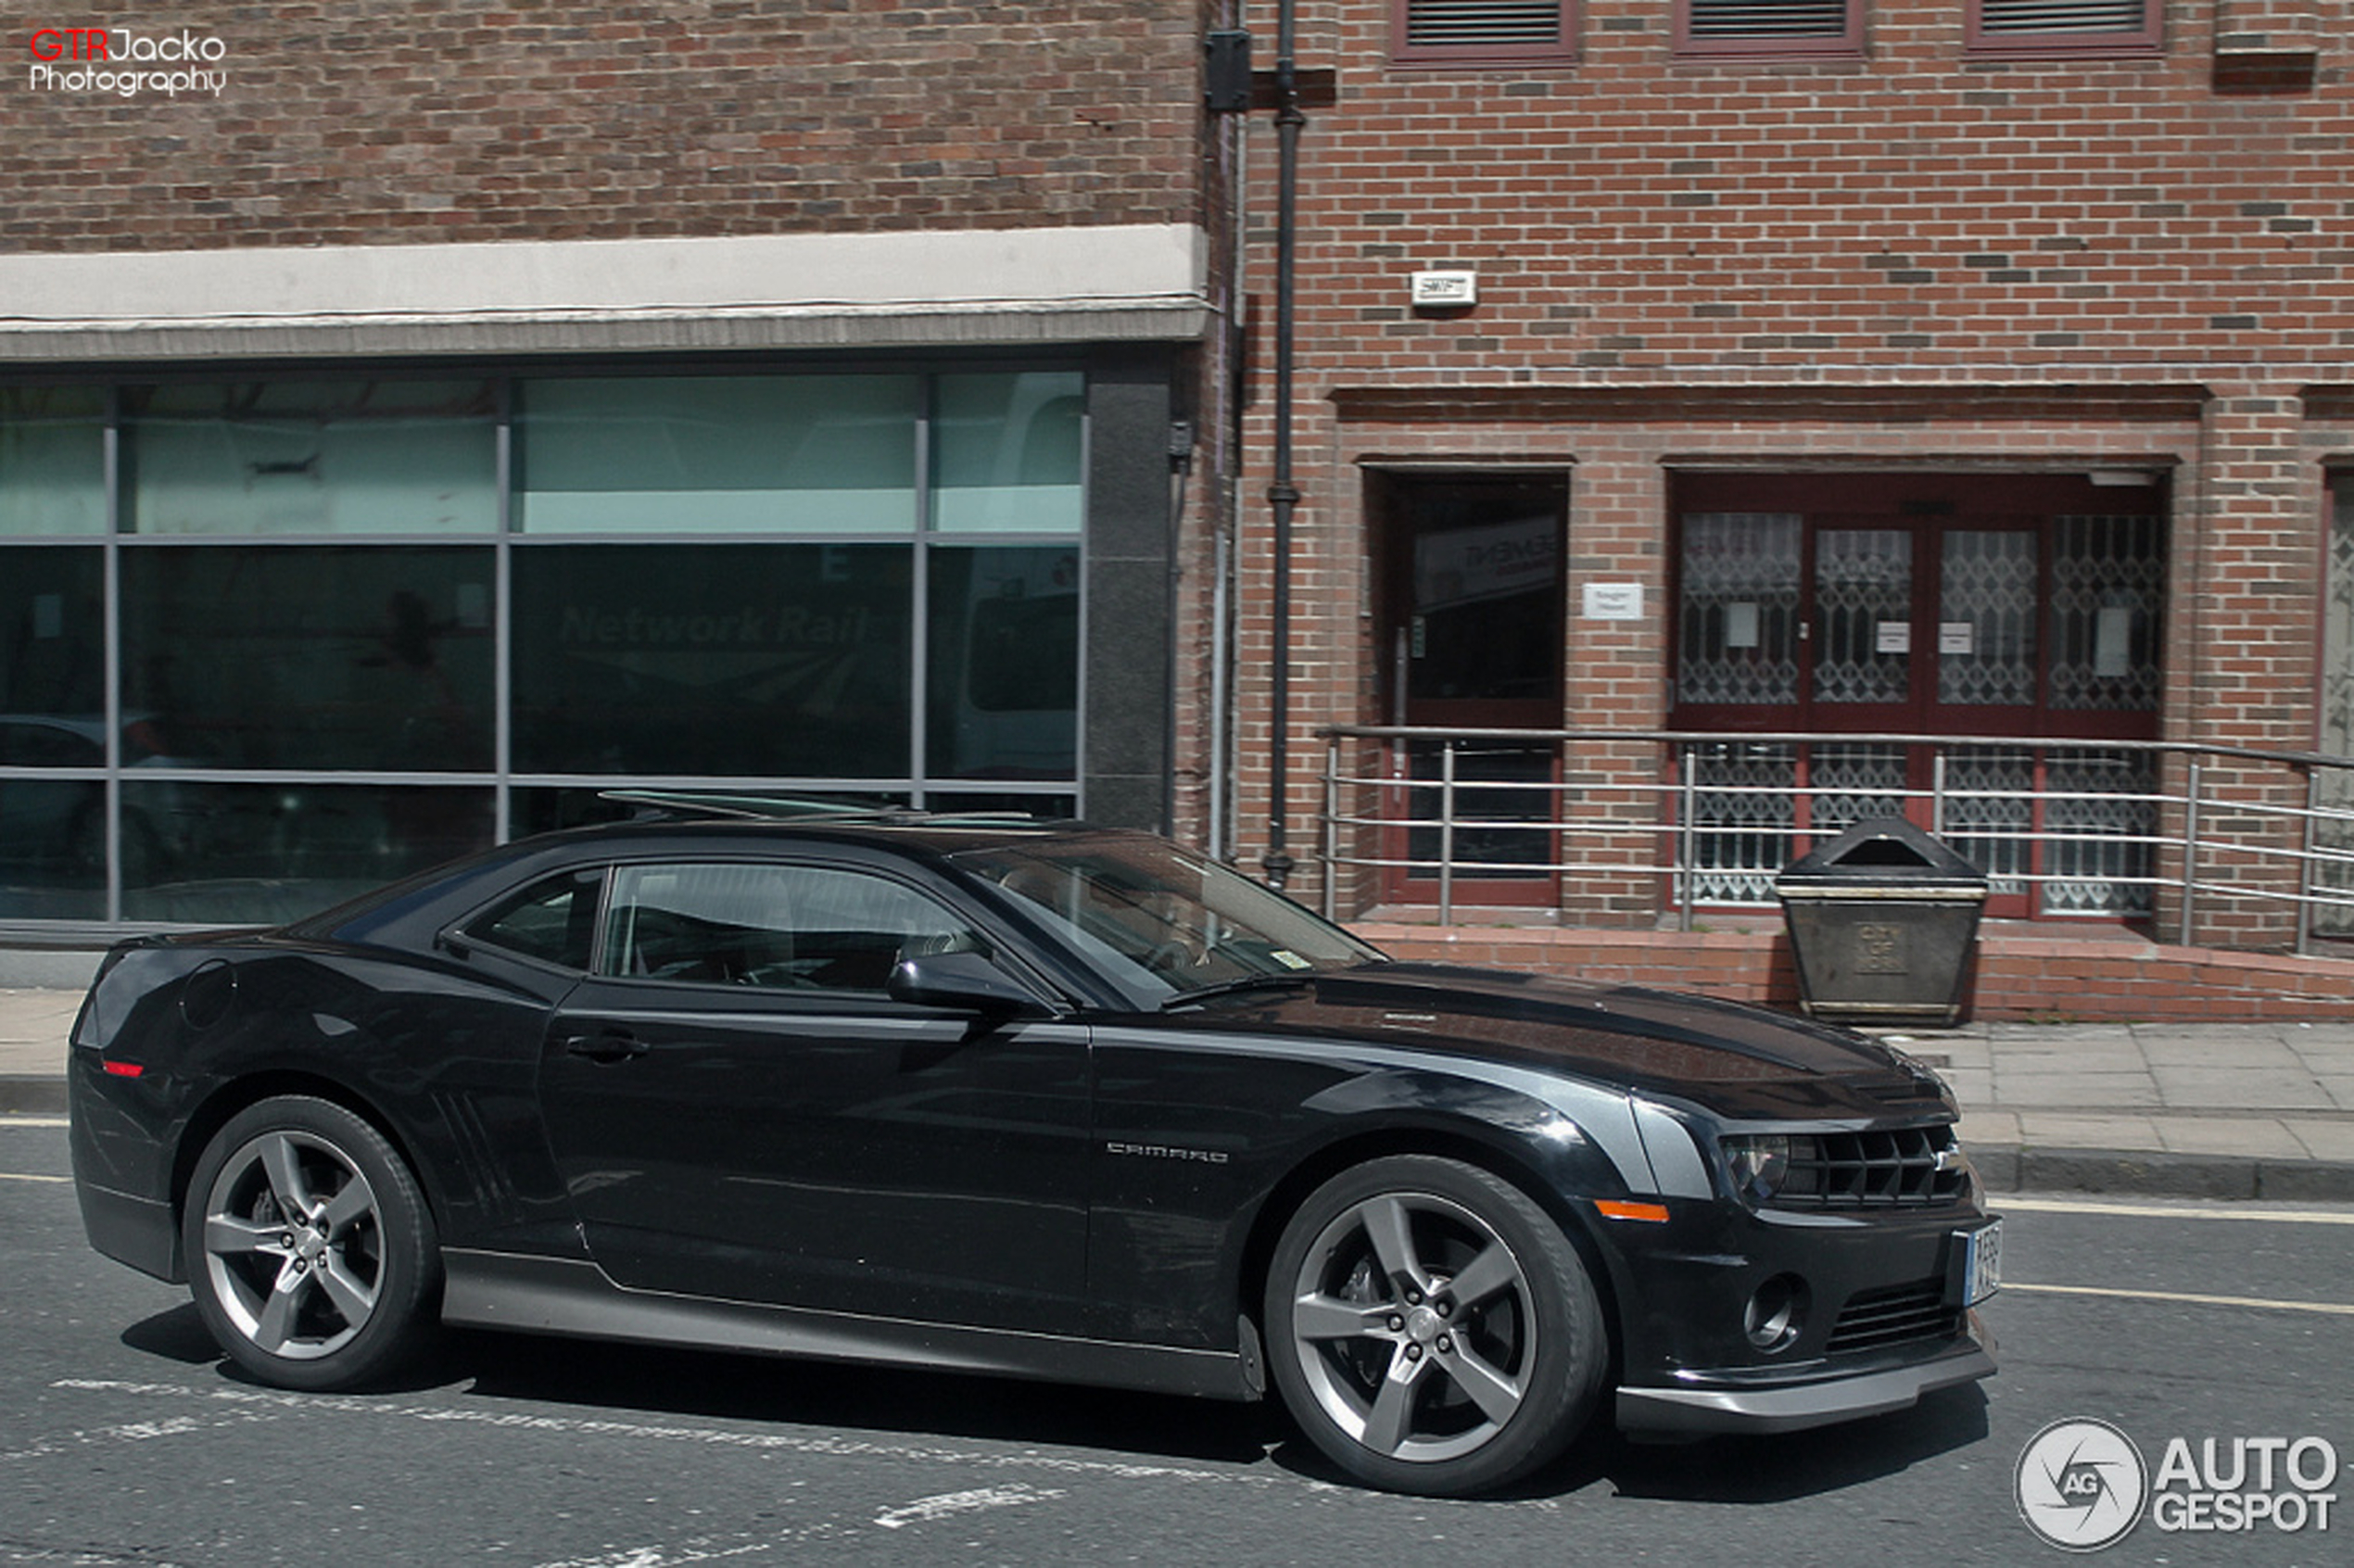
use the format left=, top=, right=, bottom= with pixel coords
left=69, top=802, right=1999, bottom=1496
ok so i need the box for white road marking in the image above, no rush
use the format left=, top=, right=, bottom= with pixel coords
left=2006, top=1282, right=2354, bottom=1317
left=50, top=1377, right=1257, bottom=1486
left=0, top=1171, right=70, bottom=1183
left=0, top=1117, right=70, bottom=1128
left=1999, top=1195, right=2354, bottom=1225
left=0, top=1408, right=281, bottom=1463
left=531, top=1536, right=829, bottom=1568
left=874, top=1483, right=1063, bottom=1530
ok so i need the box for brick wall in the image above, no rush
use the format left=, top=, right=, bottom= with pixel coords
left=1258, top=1, right=2348, bottom=376
left=1359, top=920, right=2354, bottom=1023
left=7, top=2, right=1214, bottom=250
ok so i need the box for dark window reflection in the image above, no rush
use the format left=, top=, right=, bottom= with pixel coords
left=512, top=544, right=912, bottom=777
left=0, top=547, right=105, bottom=723
left=121, top=781, right=493, bottom=926
left=0, top=777, right=106, bottom=918
left=0, top=548, right=110, bottom=917
left=120, top=546, right=495, bottom=770
left=927, top=546, right=1079, bottom=780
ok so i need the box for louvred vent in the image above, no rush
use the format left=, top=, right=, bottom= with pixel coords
left=1689, top=0, right=1847, bottom=36
left=1979, top=0, right=2146, bottom=32
left=1407, top=0, right=1564, bottom=49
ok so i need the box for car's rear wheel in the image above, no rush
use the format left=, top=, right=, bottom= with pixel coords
left=183, top=1095, right=440, bottom=1391
left=1264, top=1155, right=1607, bottom=1496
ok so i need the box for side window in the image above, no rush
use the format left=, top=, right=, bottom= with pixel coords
left=601, top=862, right=982, bottom=994
left=461, top=868, right=603, bottom=971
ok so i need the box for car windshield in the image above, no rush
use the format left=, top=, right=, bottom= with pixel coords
left=953, top=836, right=1383, bottom=1005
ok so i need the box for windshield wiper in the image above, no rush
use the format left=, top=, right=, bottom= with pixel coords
left=1160, top=972, right=1320, bottom=1010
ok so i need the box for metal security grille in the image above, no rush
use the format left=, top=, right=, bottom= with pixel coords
left=1979, top=0, right=2146, bottom=32
left=2322, top=482, right=2354, bottom=937
left=1689, top=0, right=1848, bottom=37
left=1677, top=513, right=1802, bottom=708
left=1406, top=0, right=1565, bottom=49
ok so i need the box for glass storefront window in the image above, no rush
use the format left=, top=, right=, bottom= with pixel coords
left=0, top=388, right=107, bottom=537
left=126, top=381, right=498, bottom=536
left=0, top=546, right=105, bottom=721
left=0, top=367, right=1095, bottom=931
left=931, top=372, right=1084, bottom=535
left=927, top=546, right=1079, bottom=780
left=120, top=780, right=495, bottom=925
left=120, top=545, right=496, bottom=771
left=512, top=542, right=913, bottom=777
left=1, top=547, right=121, bottom=920
left=517, top=375, right=921, bottom=535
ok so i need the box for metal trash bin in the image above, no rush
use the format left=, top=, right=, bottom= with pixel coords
left=1773, top=816, right=1988, bottom=1027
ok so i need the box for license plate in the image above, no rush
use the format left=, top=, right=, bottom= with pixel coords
left=1959, top=1219, right=2003, bottom=1307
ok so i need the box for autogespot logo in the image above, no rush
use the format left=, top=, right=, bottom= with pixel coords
left=2017, top=1419, right=2148, bottom=1552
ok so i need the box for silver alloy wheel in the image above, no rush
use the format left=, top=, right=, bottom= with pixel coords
left=199, top=1128, right=385, bottom=1360
left=1285, top=1190, right=1535, bottom=1464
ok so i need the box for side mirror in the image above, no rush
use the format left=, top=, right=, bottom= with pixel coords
left=886, top=948, right=1053, bottom=1018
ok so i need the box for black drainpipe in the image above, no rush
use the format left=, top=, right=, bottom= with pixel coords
left=1261, top=0, right=1302, bottom=892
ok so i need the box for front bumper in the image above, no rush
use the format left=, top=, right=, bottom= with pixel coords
left=1616, top=1310, right=1994, bottom=1435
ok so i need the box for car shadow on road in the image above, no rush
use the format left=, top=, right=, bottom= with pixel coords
left=1252, top=1385, right=1991, bottom=1501
left=1562, top=1389, right=1993, bottom=1503
left=120, top=1302, right=230, bottom=1366
left=451, top=1326, right=1293, bottom=1466
left=122, top=1306, right=1990, bottom=1501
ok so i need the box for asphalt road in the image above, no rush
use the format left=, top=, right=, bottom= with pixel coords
left=4, top=1114, right=2348, bottom=1567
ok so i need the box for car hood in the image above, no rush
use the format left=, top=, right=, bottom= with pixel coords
left=1182, top=962, right=1954, bottom=1121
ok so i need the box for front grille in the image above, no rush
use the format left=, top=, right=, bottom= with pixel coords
left=1829, top=1280, right=1960, bottom=1353
left=1771, top=1124, right=1968, bottom=1208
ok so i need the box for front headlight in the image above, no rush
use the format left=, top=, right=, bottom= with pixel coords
left=1723, top=1133, right=1791, bottom=1202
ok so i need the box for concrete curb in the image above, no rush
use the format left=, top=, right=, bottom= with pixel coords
left=1968, top=1142, right=2354, bottom=1203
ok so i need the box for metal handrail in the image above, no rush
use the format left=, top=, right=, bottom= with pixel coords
left=1317, top=726, right=2354, bottom=955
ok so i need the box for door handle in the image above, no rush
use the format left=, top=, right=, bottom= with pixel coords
left=562, top=1031, right=647, bottom=1065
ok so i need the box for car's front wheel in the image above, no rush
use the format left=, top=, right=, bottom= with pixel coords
left=1264, top=1156, right=1607, bottom=1495
left=182, top=1095, right=441, bottom=1391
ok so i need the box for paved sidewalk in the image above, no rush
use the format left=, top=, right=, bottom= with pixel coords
left=5, top=985, right=2351, bottom=1199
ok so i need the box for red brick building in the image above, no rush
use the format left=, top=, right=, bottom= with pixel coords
left=1212, top=0, right=2354, bottom=1013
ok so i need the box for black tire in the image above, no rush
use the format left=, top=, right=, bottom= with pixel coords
left=181, top=1095, right=441, bottom=1391
left=1263, top=1155, right=1607, bottom=1496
